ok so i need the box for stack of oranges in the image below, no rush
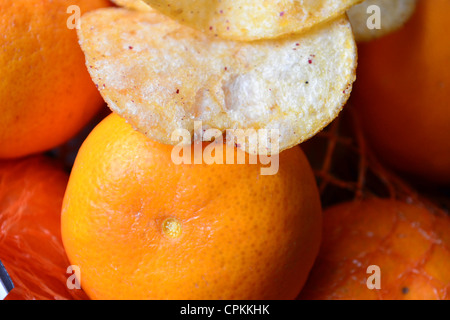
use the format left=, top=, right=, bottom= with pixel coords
left=0, top=0, right=449, bottom=300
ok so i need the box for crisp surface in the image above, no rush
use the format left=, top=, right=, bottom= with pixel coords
left=141, top=0, right=363, bottom=41
left=79, top=8, right=357, bottom=154
left=111, top=0, right=151, bottom=11
left=348, top=0, right=417, bottom=42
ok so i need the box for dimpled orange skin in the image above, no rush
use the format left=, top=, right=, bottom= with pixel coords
left=0, top=0, right=111, bottom=159
left=352, top=0, right=450, bottom=183
left=61, top=113, right=322, bottom=300
left=299, top=199, right=450, bottom=300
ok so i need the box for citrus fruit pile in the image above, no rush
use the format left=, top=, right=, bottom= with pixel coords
left=0, top=0, right=449, bottom=300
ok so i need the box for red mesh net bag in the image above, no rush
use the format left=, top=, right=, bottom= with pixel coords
left=0, top=108, right=110, bottom=300
left=302, top=103, right=449, bottom=217
left=0, top=156, right=89, bottom=300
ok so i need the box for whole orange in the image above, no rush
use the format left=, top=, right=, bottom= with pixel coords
left=299, top=199, right=450, bottom=300
left=61, top=113, right=322, bottom=300
left=0, top=0, right=111, bottom=159
left=0, top=156, right=88, bottom=300
left=352, top=0, right=450, bottom=183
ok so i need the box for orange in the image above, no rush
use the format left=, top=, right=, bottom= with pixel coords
left=0, top=156, right=88, bottom=300
left=61, top=113, right=322, bottom=300
left=299, top=199, right=450, bottom=300
left=352, top=0, right=450, bottom=183
left=0, top=0, right=111, bottom=159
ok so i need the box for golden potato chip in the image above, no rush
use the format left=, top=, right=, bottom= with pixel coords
left=348, top=0, right=417, bottom=42
left=140, top=0, right=363, bottom=41
left=78, top=8, right=357, bottom=155
left=110, top=0, right=151, bottom=11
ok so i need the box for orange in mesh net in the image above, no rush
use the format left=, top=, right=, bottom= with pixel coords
left=300, top=105, right=450, bottom=300
left=299, top=198, right=450, bottom=300
left=0, top=156, right=88, bottom=300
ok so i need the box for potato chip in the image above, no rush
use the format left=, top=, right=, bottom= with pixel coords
left=78, top=8, right=357, bottom=155
left=110, top=0, right=151, bottom=11
left=140, top=0, right=363, bottom=41
left=348, top=0, right=417, bottom=42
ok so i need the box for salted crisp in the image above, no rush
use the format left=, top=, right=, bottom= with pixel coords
left=78, top=8, right=357, bottom=154
left=111, top=0, right=152, bottom=11
left=136, top=0, right=364, bottom=41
